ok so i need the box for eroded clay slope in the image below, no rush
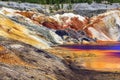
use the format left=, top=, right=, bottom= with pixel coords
left=85, top=10, right=120, bottom=41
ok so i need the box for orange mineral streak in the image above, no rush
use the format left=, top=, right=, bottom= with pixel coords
left=67, top=17, right=89, bottom=30
left=16, top=11, right=44, bottom=24
left=16, top=11, right=90, bottom=30
left=60, top=16, right=89, bottom=30
left=16, top=11, right=62, bottom=29
left=16, top=11, right=34, bottom=18
left=87, top=57, right=120, bottom=71
left=0, top=14, right=50, bottom=49
left=42, top=20, right=62, bottom=29
left=0, top=46, right=34, bottom=67
left=83, top=15, right=106, bottom=38
left=88, top=15, right=107, bottom=30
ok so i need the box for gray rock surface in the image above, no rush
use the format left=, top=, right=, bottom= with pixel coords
left=9, top=15, right=63, bottom=45
left=73, top=3, right=120, bottom=17
left=74, top=9, right=107, bottom=17
left=0, top=1, right=45, bottom=13
left=0, top=1, right=120, bottom=17
left=0, top=37, right=81, bottom=80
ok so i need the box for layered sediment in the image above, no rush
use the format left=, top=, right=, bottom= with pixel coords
left=0, top=2, right=119, bottom=80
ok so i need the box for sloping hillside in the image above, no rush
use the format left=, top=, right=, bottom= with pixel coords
left=86, top=10, right=120, bottom=41
left=0, top=38, right=81, bottom=80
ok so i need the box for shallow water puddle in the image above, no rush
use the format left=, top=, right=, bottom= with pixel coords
left=48, top=42, right=120, bottom=72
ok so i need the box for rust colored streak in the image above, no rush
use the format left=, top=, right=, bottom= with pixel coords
left=16, top=11, right=90, bottom=31
left=16, top=11, right=45, bottom=24
left=68, top=17, right=85, bottom=30
left=83, top=15, right=106, bottom=37
left=16, top=11, right=34, bottom=19
left=42, top=21, right=62, bottom=30
left=16, top=11, right=62, bottom=30
left=84, top=28, right=93, bottom=38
